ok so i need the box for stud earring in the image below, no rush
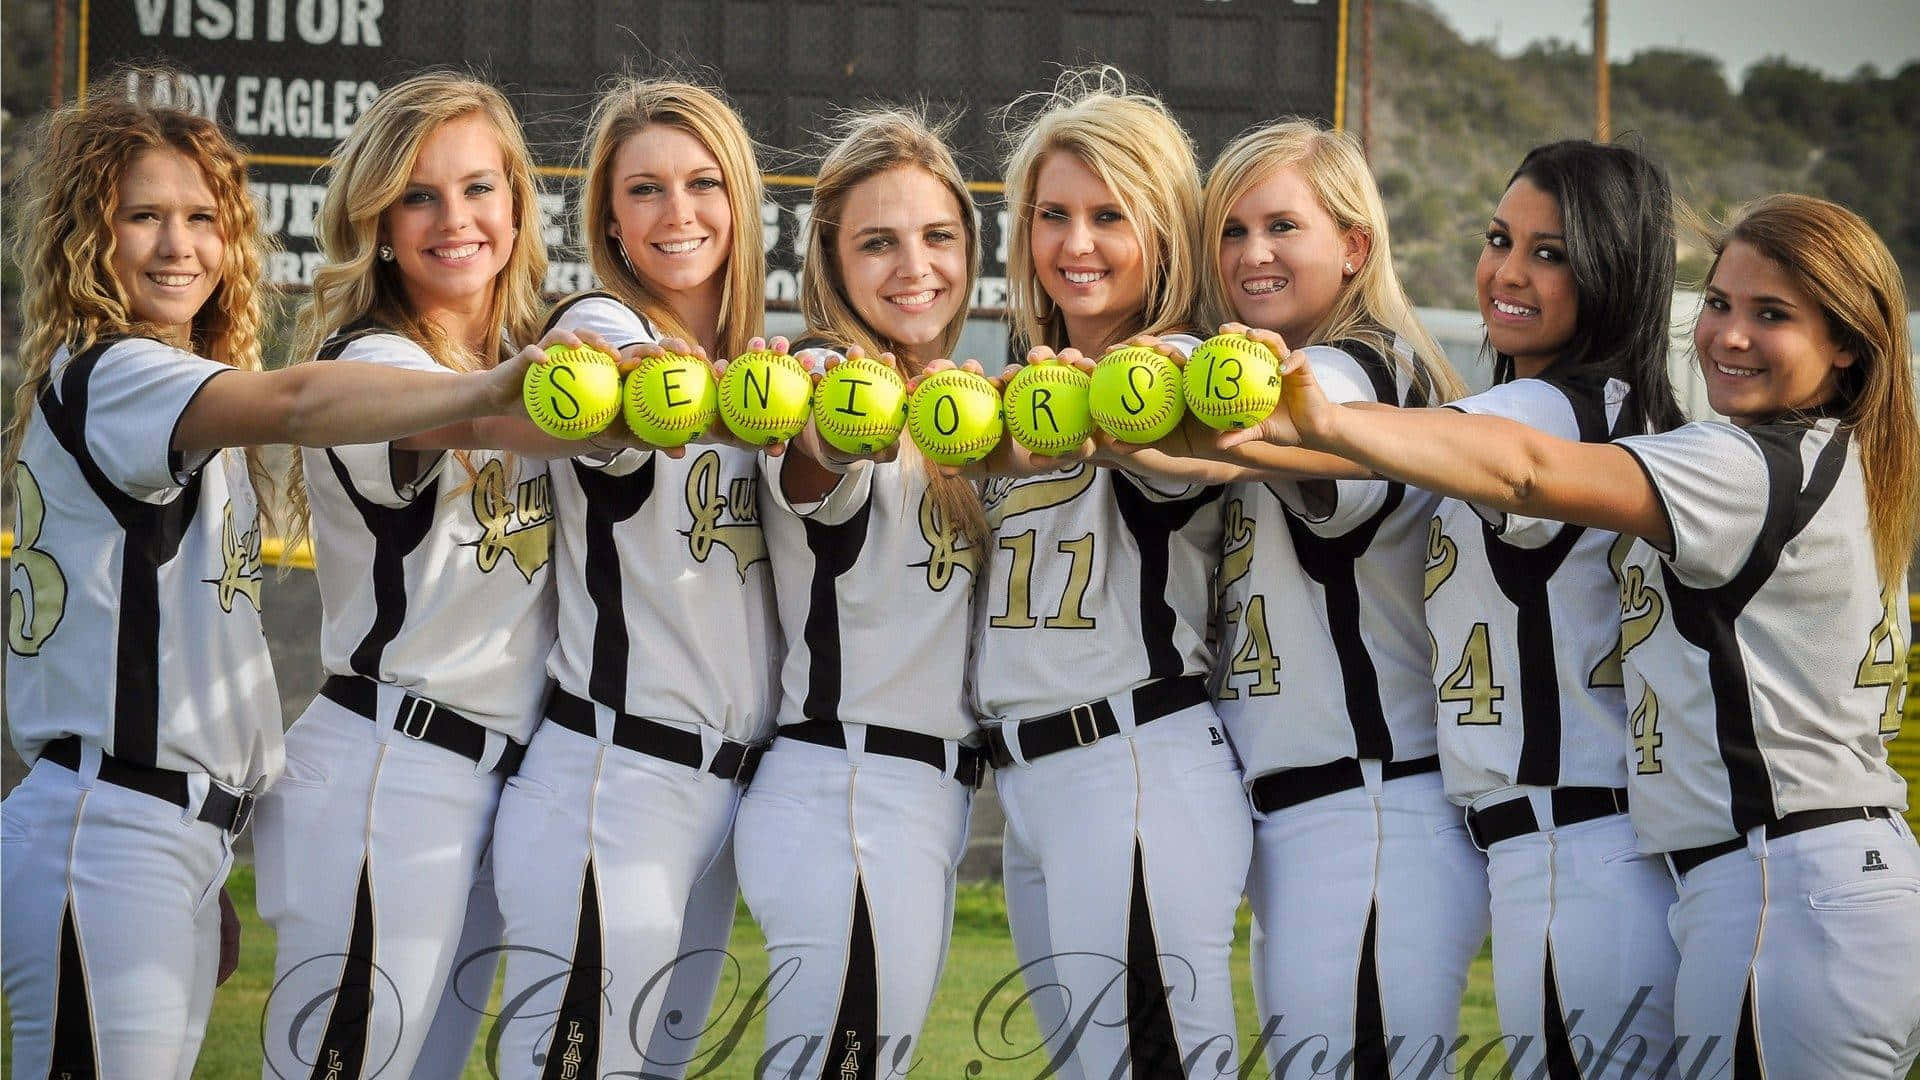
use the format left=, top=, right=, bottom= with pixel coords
left=1343, top=262, right=1354, bottom=274
left=378, top=244, right=395, bottom=262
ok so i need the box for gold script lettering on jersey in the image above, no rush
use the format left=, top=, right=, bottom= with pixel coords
left=681, top=449, right=767, bottom=580
left=467, top=458, right=554, bottom=582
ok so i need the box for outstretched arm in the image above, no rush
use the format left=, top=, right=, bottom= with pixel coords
left=1238, top=348, right=1672, bottom=548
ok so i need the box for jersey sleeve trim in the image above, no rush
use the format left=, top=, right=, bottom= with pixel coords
left=1617, top=442, right=1679, bottom=558
left=165, top=367, right=230, bottom=486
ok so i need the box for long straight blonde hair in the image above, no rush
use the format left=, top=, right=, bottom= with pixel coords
left=292, top=72, right=548, bottom=369
left=1714, top=193, right=1918, bottom=588
left=5, top=77, right=274, bottom=510
left=286, top=72, right=548, bottom=540
left=1001, top=67, right=1201, bottom=353
left=577, top=78, right=764, bottom=359
left=800, top=108, right=987, bottom=547
left=1202, top=121, right=1465, bottom=402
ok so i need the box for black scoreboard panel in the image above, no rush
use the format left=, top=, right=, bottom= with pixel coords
left=82, top=0, right=1345, bottom=297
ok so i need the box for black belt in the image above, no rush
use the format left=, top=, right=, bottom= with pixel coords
left=40, top=735, right=256, bottom=835
left=546, top=690, right=764, bottom=784
left=987, top=675, right=1210, bottom=769
left=1465, top=786, right=1629, bottom=850
left=1249, top=754, right=1441, bottom=814
left=1668, top=806, right=1895, bottom=878
left=321, top=675, right=524, bottom=775
left=779, top=719, right=985, bottom=789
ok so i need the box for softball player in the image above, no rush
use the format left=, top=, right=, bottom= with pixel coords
left=0, top=90, right=542, bottom=1080
left=1192, top=123, right=1491, bottom=1074
left=254, top=75, right=572, bottom=1080
left=1255, top=192, right=1920, bottom=1077
left=487, top=79, right=781, bottom=1080
left=732, top=109, right=989, bottom=1080
left=981, top=70, right=1248, bottom=1080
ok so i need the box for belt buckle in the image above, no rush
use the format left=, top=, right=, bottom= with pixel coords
left=1069, top=703, right=1099, bottom=747
left=229, top=789, right=257, bottom=835
left=399, top=696, right=436, bottom=740
left=724, top=742, right=763, bottom=783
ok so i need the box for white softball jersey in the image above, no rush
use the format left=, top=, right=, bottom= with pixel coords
left=6, top=336, right=277, bottom=1079
left=760, top=453, right=981, bottom=741
left=1425, top=369, right=1638, bottom=802
left=543, top=293, right=781, bottom=744
left=6, top=337, right=279, bottom=788
left=300, top=323, right=556, bottom=741
left=1615, top=414, right=1908, bottom=852
left=975, top=463, right=1226, bottom=721
left=1215, top=339, right=1443, bottom=774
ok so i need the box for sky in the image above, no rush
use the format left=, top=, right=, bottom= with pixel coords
left=1420, top=0, right=1920, bottom=83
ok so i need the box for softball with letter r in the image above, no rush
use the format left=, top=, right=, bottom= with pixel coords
left=719, top=348, right=813, bottom=445
left=525, top=343, right=621, bottom=439
left=1184, top=332, right=1281, bottom=430
left=1089, top=344, right=1186, bottom=444
left=1002, top=362, right=1095, bottom=456
left=623, top=351, right=717, bottom=448
left=908, top=368, right=1004, bottom=466
left=813, top=356, right=908, bottom=455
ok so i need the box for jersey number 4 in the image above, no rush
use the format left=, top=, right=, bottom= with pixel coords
left=991, top=530, right=1096, bottom=629
left=1440, top=622, right=1505, bottom=725
left=8, top=463, right=69, bottom=656
left=1857, top=587, right=1909, bottom=738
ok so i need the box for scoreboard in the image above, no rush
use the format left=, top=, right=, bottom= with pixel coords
left=80, top=0, right=1348, bottom=306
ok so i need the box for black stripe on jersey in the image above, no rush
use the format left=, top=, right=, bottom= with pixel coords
left=542, top=858, right=604, bottom=1080
left=324, top=450, right=439, bottom=679
left=1478, top=371, right=1626, bottom=785
left=1352, top=903, right=1388, bottom=1079
left=1278, top=341, right=1411, bottom=759
left=819, top=874, right=879, bottom=1080
left=801, top=500, right=875, bottom=724
left=570, top=457, right=659, bottom=709
left=50, top=898, right=100, bottom=1075
left=1658, top=421, right=1849, bottom=831
left=1113, top=477, right=1224, bottom=679
left=1734, top=977, right=1764, bottom=1078
left=542, top=291, right=656, bottom=347
left=309, top=860, right=377, bottom=1080
left=1541, top=947, right=1581, bottom=1079
left=1125, top=841, right=1186, bottom=1078
left=38, top=339, right=203, bottom=768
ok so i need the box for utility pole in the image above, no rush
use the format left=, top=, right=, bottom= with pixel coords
left=1594, top=0, right=1610, bottom=141
left=52, top=0, right=69, bottom=106
left=1361, top=0, right=1375, bottom=159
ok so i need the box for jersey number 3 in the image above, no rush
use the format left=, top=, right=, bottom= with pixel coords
left=8, top=463, right=69, bottom=656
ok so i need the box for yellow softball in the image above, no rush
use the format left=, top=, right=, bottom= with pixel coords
left=524, top=343, right=621, bottom=440
left=908, top=368, right=1003, bottom=467
left=1088, top=344, right=1186, bottom=444
left=813, top=356, right=908, bottom=455
left=718, top=349, right=812, bottom=445
left=1184, top=332, right=1281, bottom=430
left=1002, top=362, right=1095, bottom=456
left=622, top=352, right=717, bottom=448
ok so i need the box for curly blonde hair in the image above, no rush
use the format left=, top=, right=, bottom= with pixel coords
left=5, top=76, right=274, bottom=512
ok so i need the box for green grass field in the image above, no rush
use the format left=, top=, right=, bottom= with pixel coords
left=134, top=865, right=1515, bottom=1079
left=8, top=861, right=1920, bottom=1077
